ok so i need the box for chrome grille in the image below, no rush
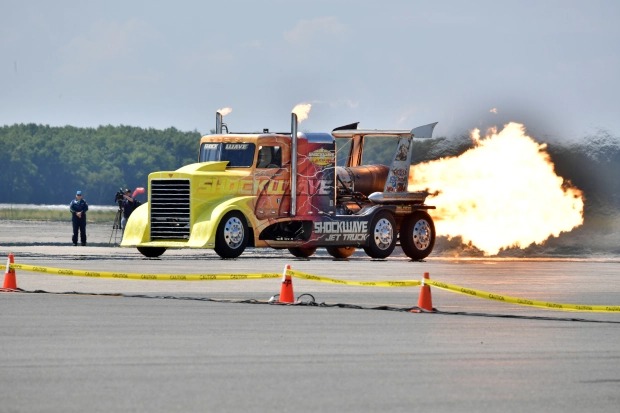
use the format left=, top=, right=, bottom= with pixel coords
left=150, top=179, right=191, bottom=240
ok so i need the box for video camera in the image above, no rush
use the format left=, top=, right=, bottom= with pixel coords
left=114, top=188, right=125, bottom=207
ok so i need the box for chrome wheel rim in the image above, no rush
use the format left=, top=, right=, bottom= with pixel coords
left=224, top=217, right=244, bottom=249
left=373, top=218, right=393, bottom=250
left=413, top=219, right=432, bottom=250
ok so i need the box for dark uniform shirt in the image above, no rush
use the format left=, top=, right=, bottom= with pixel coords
left=122, top=198, right=137, bottom=219
left=70, top=198, right=89, bottom=219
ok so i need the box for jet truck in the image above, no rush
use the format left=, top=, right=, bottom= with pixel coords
left=121, top=111, right=438, bottom=260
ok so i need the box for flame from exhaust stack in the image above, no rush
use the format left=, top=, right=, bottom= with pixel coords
left=217, top=107, right=232, bottom=116
left=408, top=122, right=584, bottom=255
left=292, top=103, right=312, bottom=122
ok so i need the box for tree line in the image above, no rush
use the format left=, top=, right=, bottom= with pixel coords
left=1, top=123, right=618, bottom=220
left=0, top=124, right=200, bottom=205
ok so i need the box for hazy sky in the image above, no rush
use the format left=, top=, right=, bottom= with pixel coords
left=2, top=0, right=619, bottom=140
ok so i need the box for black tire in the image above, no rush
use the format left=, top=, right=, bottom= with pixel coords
left=400, top=211, right=436, bottom=260
left=214, top=211, right=249, bottom=259
left=288, top=246, right=317, bottom=258
left=363, top=211, right=397, bottom=258
left=326, top=246, right=356, bottom=259
left=137, top=247, right=166, bottom=258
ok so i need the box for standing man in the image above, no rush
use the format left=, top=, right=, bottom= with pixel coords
left=69, top=190, right=88, bottom=246
left=121, top=188, right=138, bottom=234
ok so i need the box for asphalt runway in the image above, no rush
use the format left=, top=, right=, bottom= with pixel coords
left=1, top=221, right=620, bottom=412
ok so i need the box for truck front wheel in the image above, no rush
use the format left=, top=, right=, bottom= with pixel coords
left=288, top=246, right=317, bottom=258
left=326, top=246, right=356, bottom=259
left=137, top=247, right=166, bottom=258
left=215, top=211, right=248, bottom=259
left=363, top=211, right=397, bottom=259
left=400, top=211, right=435, bottom=260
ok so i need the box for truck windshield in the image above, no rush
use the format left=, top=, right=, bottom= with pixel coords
left=199, top=142, right=256, bottom=167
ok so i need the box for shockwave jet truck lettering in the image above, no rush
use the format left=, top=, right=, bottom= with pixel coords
left=121, top=111, right=438, bottom=260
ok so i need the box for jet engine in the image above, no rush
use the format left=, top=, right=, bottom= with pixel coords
left=335, top=165, right=389, bottom=197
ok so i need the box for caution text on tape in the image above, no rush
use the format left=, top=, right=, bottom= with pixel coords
left=425, top=278, right=620, bottom=313
left=288, top=269, right=421, bottom=288
left=9, top=263, right=280, bottom=281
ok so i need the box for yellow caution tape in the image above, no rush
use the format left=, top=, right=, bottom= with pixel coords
left=5, top=262, right=620, bottom=312
left=10, top=263, right=280, bottom=281
left=288, top=269, right=421, bottom=288
left=4, top=263, right=420, bottom=287
left=425, top=278, right=620, bottom=313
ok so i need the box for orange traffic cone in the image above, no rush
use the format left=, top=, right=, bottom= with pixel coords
left=279, top=264, right=295, bottom=303
left=416, top=272, right=434, bottom=312
left=2, top=253, right=17, bottom=291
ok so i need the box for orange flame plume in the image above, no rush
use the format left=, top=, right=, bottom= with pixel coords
left=292, top=103, right=312, bottom=122
left=408, top=122, right=584, bottom=255
left=217, top=107, right=232, bottom=117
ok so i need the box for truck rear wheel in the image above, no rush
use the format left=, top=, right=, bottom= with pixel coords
left=288, top=247, right=317, bottom=258
left=400, top=211, right=435, bottom=260
left=326, top=246, right=356, bottom=259
left=363, top=211, right=397, bottom=259
left=137, top=247, right=166, bottom=258
left=214, top=211, right=248, bottom=259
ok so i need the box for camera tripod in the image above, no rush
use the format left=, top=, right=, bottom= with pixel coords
left=108, top=207, right=123, bottom=246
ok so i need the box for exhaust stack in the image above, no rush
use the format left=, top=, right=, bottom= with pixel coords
left=290, top=113, right=298, bottom=216
left=215, top=112, right=223, bottom=134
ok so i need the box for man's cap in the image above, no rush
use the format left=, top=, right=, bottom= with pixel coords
left=76, top=190, right=82, bottom=195
left=124, top=188, right=131, bottom=193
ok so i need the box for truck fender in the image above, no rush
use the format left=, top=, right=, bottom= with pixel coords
left=188, top=196, right=257, bottom=248
left=120, top=202, right=150, bottom=246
